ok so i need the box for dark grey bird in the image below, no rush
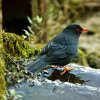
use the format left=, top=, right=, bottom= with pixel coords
left=27, top=24, right=89, bottom=75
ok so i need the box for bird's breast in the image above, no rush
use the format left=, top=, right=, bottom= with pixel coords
left=68, top=44, right=78, bottom=56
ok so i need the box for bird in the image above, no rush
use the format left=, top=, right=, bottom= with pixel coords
left=27, top=24, right=89, bottom=75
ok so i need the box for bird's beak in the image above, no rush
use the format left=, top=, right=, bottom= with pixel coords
left=82, top=28, right=89, bottom=32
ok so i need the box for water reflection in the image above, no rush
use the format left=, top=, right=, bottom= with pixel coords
left=48, top=69, right=86, bottom=84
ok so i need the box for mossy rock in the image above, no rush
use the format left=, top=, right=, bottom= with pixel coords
left=0, top=58, right=6, bottom=100
left=0, top=31, right=45, bottom=99
left=0, top=33, right=6, bottom=100
left=87, top=52, right=100, bottom=69
left=1, top=31, right=42, bottom=58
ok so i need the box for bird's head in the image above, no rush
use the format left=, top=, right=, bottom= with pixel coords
left=66, top=24, right=89, bottom=34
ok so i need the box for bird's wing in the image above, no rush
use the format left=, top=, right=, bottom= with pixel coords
left=43, top=41, right=73, bottom=59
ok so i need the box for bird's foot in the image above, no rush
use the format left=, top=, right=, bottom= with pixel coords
left=61, top=66, right=74, bottom=75
left=53, top=65, right=59, bottom=69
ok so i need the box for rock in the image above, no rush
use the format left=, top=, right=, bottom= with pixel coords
left=9, top=64, right=100, bottom=100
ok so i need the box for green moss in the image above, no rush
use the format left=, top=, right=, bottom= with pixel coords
left=74, top=49, right=89, bottom=66
left=0, top=33, right=6, bottom=100
left=87, top=52, right=100, bottom=69
left=0, top=58, right=6, bottom=100
left=1, top=31, right=41, bottom=58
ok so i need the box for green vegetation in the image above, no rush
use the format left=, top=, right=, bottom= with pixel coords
left=0, top=32, right=6, bottom=100
left=87, top=52, right=100, bottom=69
left=0, top=58, right=6, bottom=100
left=77, top=49, right=89, bottom=66
left=0, top=31, right=44, bottom=87
left=2, top=31, right=41, bottom=58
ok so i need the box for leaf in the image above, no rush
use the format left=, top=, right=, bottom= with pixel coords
left=27, top=16, right=33, bottom=24
left=33, top=23, right=40, bottom=29
left=34, top=16, right=43, bottom=24
left=9, top=89, right=16, bottom=96
left=23, top=30, right=30, bottom=36
left=22, top=35, right=27, bottom=39
left=15, top=94, right=23, bottom=99
left=36, top=16, right=42, bottom=23
left=27, top=26, right=35, bottom=34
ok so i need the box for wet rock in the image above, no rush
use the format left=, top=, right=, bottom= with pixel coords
left=8, top=64, right=100, bottom=100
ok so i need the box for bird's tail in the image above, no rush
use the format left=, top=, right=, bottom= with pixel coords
left=26, top=55, right=48, bottom=73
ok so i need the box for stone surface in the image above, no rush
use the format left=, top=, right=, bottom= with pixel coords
left=9, top=64, right=100, bottom=100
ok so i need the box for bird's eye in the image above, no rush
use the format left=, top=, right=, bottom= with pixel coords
left=75, top=28, right=81, bottom=32
left=76, top=29, right=80, bottom=31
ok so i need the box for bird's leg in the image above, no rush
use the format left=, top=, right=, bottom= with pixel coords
left=61, top=66, right=74, bottom=75
left=53, top=65, right=58, bottom=69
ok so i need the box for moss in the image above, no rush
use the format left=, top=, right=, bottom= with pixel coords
left=0, top=31, right=45, bottom=92
left=87, top=52, right=100, bottom=69
left=1, top=31, right=41, bottom=59
left=0, top=33, right=6, bottom=100
left=0, top=31, right=45, bottom=98
left=74, top=49, right=89, bottom=66
left=0, top=58, right=6, bottom=100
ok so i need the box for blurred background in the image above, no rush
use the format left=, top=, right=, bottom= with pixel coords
left=0, top=0, right=100, bottom=68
